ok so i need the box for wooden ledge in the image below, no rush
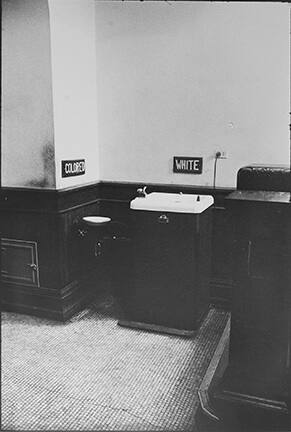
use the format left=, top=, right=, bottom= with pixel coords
left=198, top=315, right=231, bottom=421
left=118, top=319, right=197, bottom=337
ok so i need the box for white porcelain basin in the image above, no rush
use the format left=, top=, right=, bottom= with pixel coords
left=130, top=192, right=214, bottom=214
left=82, top=216, right=111, bottom=226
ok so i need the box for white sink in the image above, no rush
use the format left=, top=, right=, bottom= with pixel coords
left=130, top=192, right=214, bottom=214
left=82, top=216, right=111, bottom=225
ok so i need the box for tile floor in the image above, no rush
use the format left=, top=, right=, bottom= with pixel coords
left=1, top=297, right=228, bottom=431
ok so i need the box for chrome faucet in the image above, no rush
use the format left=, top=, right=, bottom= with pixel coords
left=137, top=186, right=148, bottom=197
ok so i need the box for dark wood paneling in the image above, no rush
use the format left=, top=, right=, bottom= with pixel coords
left=0, top=210, right=60, bottom=289
left=0, top=187, right=58, bottom=212
left=99, top=181, right=234, bottom=308
left=57, top=201, right=101, bottom=286
left=1, top=181, right=234, bottom=321
left=56, top=183, right=101, bottom=213
left=123, top=211, right=204, bottom=331
left=0, top=182, right=101, bottom=213
left=0, top=184, right=102, bottom=320
left=210, top=206, right=234, bottom=307
left=213, top=192, right=291, bottom=421
left=2, top=275, right=96, bottom=321
left=1, top=238, right=40, bottom=287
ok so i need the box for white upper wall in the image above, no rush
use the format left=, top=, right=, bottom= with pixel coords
left=95, top=1, right=290, bottom=188
left=49, top=0, right=99, bottom=189
left=2, top=1, right=289, bottom=190
left=2, top=0, right=55, bottom=188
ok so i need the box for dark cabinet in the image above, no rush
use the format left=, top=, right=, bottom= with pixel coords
left=119, top=207, right=212, bottom=336
left=214, top=191, right=291, bottom=423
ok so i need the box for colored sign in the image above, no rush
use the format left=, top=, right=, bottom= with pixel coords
left=62, top=159, right=85, bottom=177
left=173, top=157, right=203, bottom=174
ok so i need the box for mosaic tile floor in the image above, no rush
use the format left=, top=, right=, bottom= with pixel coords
left=1, top=296, right=228, bottom=431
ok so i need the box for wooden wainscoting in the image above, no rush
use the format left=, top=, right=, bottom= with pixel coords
left=0, top=183, right=102, bottom=320
left=99, top=181, right=234, bottom=309
left=0, top=181, right=234, bottom=321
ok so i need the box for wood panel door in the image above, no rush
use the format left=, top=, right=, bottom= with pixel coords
left=1, top=238, right=40, bottom=288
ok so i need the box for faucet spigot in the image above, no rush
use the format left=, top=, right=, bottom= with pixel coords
left=137, top=186, right=147, bottom=197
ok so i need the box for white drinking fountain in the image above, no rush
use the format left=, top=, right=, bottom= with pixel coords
left=119, top=191, right=214, bottom=337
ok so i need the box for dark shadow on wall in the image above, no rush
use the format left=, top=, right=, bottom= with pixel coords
left=26, top=142, right=56, bottom=189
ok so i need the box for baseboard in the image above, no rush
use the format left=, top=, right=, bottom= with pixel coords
left=118, top=319, right=197, bottom=337
left=216, top=390, right=289, bottom=414
left=2, top=301, right=64, bottom=321
left=2, top=275, right=97, bottom=321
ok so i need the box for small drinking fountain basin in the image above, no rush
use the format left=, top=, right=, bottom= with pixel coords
left=130, top=192, right=214, bottom=214
left=82, top=216, right=111, bottom=226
